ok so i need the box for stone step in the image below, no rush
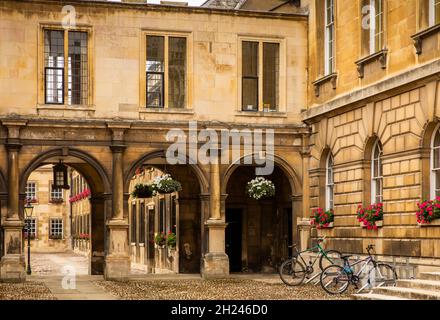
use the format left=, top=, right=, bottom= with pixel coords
left=374, top=286, right=440, bottom=300
left=397, top=279, right=440, bottom=291
left=353, top=293, right=409, bottom=300
left=420, top=272, right=440, bottom=281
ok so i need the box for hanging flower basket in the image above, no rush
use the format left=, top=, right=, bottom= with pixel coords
left=131, top=183, right=156, bottom=199
left=310, top=208, right=334, bottom=228
left=152, top=174, right=182, bottom=194
left=357, top=203, right=384, bottom=230
left=154, top=232, right=166, bottom=247
left=246, top=177, right=275, bottom=200
left=416, top=198, right=440, bottom=225
left=166, top=231, right=177, bottom=249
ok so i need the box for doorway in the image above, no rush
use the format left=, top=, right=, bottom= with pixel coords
left=226, top=208, right=243, bottom=272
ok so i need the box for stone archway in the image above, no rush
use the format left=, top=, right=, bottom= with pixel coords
left=124, top=150, right=209, bottom=274
left=221, top=154, right=302, bottom=273
left=19, top=148, right=111, bottom=275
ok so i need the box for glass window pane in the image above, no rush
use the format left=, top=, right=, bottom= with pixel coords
left=168, top=37, right=187, bottom=109
left=263, top=43, right=279, bottom=111
left=242, top=78, right=258, bottom=111
left=44, top=30, right=64, bottom=104
left=435, top=148, right=440, bottom=169
left=68, top=31, right=88, bottom=105
left=242, top=41, right=258, bottom=77
left=147, top=36, right=165, bottom=108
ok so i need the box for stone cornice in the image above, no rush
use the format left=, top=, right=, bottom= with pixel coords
left=10, top=0, right=308, bottom=20
left=303, top=59, right=440, bottom=123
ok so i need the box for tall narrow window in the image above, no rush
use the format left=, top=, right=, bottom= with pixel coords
left=171, top=196, right=177, bottom=234
left=44, top=30, right=88, bottom=105
left=44, top=30, right=64, bottom=104
left=431, top=128, right=440, bottom=198
left=368, top=0, right=384, bottom=54
left=131, top=203, right=137, bottom=243
left=371, top=140, right=383, bottom=204
left=326, top=154, right=334, bottom=210
left=146, top=36, right=165, bottom=108
left=242, top=41, right=259, bottom=111
left=429, top=0, right=440, bottom=26
left=324, top=0, right=335, bottom=75
left=168, top=37, right=187, bottom=109
left=68, top=31, right=88, bottom=105
left=139, top=203, right=145, bottom=244
left=24, top=218, right=37, bottom=239
left=159, top=198, right=165, bottom=233
left=50, top=183, right=63, bottom=201
left=263, top=43, right=279, bottom=111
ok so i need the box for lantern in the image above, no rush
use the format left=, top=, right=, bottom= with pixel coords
left=52, top=160, right=70, bottom=190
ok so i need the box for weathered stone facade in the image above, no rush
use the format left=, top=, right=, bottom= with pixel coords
left=1, top=0, right=440, bottom=282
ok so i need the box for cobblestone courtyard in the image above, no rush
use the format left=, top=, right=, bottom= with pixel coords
left=2, top=253, right=352, bottom=300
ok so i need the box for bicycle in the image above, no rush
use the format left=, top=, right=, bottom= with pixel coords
left=319, top=244, right=397, bottom=294
left=279, top=237, right=342, bottom=286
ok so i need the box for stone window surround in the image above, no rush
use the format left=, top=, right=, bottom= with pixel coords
left=140, top=30, right=193, bottom=111
left=430, top=123, right=440, bottom=199
left=411, top=23, right=440, bottom=55
left=237, top=35, right=287, bottom=114
left=25, top=181, right=38, bottom=202
left=49, top=217, right=64, bottom=240
left=355, top=48, right=388, bottom=79
left=37, top=23, right=94, bottom=110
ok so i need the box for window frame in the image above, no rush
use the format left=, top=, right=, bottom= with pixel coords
left=429, top=0, right=440, bottom=26
left=325, top=153, right=334, bottom=211
left=430, top=124, right=440, bottom=199
left=49, top=218, right=64, bottom=240
left=24, top=217, right=37, bottom=239
left=238, top=36, right=285, bottom=113
left=38, top=24, right=93, bottom=108
left=49, top=181, right=64, bottom=202
left=324, top=0, right=335, bottom=75
left=140, top=30, right=192, bottom=111
left=25, top=182, right=38, bottom=202
left=368, top=0, right=384, bottom=54
left=371, top=140, right=383, bottom=204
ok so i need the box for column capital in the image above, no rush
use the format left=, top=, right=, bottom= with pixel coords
left=107, top=121, right=131, bottom=142
left=110, top=145, right=126, bottom=153
left=5, top=142, right=22, bottom=152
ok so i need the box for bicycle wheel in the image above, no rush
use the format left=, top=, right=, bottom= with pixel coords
left=370, top=263, right=397, bottom=287
left=319, top=249, right=343, bottom=271
left=279, top=258, right=306, bottom=286
left=320, top=264, right=350, bottom=295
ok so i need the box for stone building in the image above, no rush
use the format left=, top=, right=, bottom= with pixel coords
left=0, top=0, right=439, bottom=282
left=24, top=165, right=70, bottom=253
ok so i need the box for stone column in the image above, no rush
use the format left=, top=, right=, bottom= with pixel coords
left=105, top=123, right=131, bottom=281
left=201, top=156, right=229, bottom=279
left=1, top=120, right=27, bottom=282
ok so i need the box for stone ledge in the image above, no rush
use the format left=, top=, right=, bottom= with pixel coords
left=355, top=49, right=388, bottom=78
left=411, top=24, right=440, bottom=55
left=312, top=72, right=338, bottom=97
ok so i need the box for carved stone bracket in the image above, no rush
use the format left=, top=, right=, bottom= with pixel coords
left=355, top=49, right=388, bottom=78
left=312, top=73, right=338, bottom=97
left=411, top=24, right=440, bottom=55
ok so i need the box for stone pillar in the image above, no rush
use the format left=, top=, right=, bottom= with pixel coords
left=1, top=121, right=27, bottom=282
left=201, top=158, right=229, bottom=279
left=105, top=123, right=131, bottom=281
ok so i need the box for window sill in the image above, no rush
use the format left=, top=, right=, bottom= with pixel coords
left=355, top=49, right=388, bottom=78
left=411, top=24, right=440, bottom=55
left=139, top=108, right=194, bottom=115
left=37, top=104, right=95, bottom=111
left=312, top=73, right=338, bottom=97
left=235, top=111, right=287, bottom=118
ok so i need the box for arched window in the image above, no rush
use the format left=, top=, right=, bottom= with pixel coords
left=326, top=153, right=334, bottom=210
left=431, top=127, right=440, bottom=198
left=371, top=140, right=383, bottom=204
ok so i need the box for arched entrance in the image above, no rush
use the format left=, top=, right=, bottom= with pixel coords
left=223, top=156, right=300, bottom=273
left=19, top=148, right=111, bottom=275
left=124, top=150, right=208, bottom=274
